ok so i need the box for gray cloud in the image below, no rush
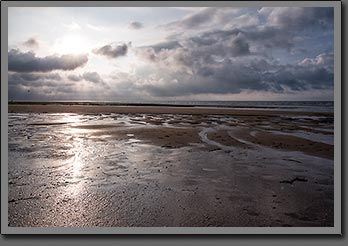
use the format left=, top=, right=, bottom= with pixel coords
left=137, top=40, right=183, bottom=62
left=8, top=72, right=65, bottom=90
left=8, top=7, right=334, bottom=101
left=67, top=71, right=110, bottom=91
left=137, top=30, right=251, bottom=72
left=82, top=72, right=103, bottom=83
left=147, top=40, right=182, bottom=52
left=52, top=8, right=337, bottom=100
left=241, top=26, right=294, bottom=51
left=171, top=25, right=294, bottom=55
left=138, top=59, right=270, bottom=97
left=10, top=72, right=61, bottom=81
left=135, top=47, right=333, bottom=97
left=8, top=49, right=88, bottom=72
left=138, top=7, right=334, bottom=87
left=298, top=53, right=334, bottom=68
left=260, top=7, right=334, bottom=31
left=172, top=8, right=218, bottom=29
left=67, top=72, right=105, bottom=84
left=67, top=74, right=83, bottom=82
left=10, top=72, right=62, bottom=83
left=9, top=81, right=77, bottom=101
left=227, top=34, right=250, bottom=56
left=93, top=43, right=128, bottom=59
left=162, top=8, right=244, bottom=30
left=163, top=7, right=333, bottom=55
left=129, top=21, right=144, bottom=29
left=136, top=48, right=157, bottom=62
left=23, top=38, right=39, bottom=48
left=8, top=71, right=109, bottom=101
left=165, top=7, right=333, bottom=33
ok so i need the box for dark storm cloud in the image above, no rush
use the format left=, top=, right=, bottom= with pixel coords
left=242, top=26, right=294, bottom=51
left=8, top=49, right=88, bottom=72
left=146, top=25, right=293, bottom=65
left=138, top=58, right=271, bottom=97
left=227, top=34, right=250, bottom=56
left=137, top=30, right=250, bottom=69
left=129, top=21, right=144, bottom=29
left=163, top=7, right=333, bottom=54
left=23, top=38, right=39, bottom=48
left=134, top=7, right=334, bottom=98
left=93, top=43, right=128, bottom=59
left=273, top=66, right=333, bottom=90
left=172, top=25, right=294, bottom=54
left=136, top=53, right=333, bottom=97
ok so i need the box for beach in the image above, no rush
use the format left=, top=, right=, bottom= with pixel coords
left=8, top=104, right=334, bottom=227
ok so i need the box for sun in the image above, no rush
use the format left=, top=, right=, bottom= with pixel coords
left=53, top=35, right=90, bottom=54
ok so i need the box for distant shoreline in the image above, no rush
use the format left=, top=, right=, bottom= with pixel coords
left=8, top=104, right=333, bottom=116
left=8, top=100, right=334, bottom=111
left=8, top=101, right=195, bottom=108
left=7, top=100, right=335, bottom=105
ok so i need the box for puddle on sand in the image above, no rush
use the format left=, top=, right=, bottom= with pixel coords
left=8, top=113, right=333, bottom=190
left=8, top=112, right=334, bottom=227
left=268, top=130, right=334, bottom=145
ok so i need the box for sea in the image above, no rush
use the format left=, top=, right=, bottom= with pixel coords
left=141, top=100, right=334, bottom=113
left=9, top=100, right=334, bottom=113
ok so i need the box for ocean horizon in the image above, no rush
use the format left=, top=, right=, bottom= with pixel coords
left=8, top=100, right=334, bottom=112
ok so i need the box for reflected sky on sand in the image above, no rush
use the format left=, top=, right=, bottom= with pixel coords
left=8, top=112, right=334, bottom=227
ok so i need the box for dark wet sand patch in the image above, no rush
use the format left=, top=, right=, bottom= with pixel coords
left=86, top=126, right=202, bottom=148
left=207, top=130, right=249, bottom=148
left=73, top=124, right=122, bottom=129
left=28, top=122, right=70, bottom=126
left=230, top=128, right=333, bottom=160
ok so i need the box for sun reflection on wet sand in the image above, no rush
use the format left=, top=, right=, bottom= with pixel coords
left=8, top=111, right=334, bottom=227
left=59, top=115, right=93, bottom=196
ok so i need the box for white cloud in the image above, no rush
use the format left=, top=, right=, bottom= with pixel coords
left=86, top=23, right=107, bottom=32
left=62, top=21, right=81, bottom=30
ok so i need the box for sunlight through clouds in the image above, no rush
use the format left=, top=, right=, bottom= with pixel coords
left=8, top=7, right=334, bottom=101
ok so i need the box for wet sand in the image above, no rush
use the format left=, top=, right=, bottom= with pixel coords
left=8, top=105, right=334, bottom=227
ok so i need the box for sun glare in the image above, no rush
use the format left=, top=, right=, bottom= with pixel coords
left=53, top=35, right=90, bottom=54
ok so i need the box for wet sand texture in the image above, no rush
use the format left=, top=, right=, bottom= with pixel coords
left=8, top=105, right=334, bottom=227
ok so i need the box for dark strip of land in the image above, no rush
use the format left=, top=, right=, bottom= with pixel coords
left=8, top=104, right=333, bottom=116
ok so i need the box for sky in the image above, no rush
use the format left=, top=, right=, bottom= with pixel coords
left=8, top=7, right=334, bottom=101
